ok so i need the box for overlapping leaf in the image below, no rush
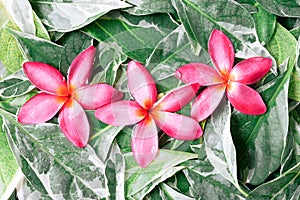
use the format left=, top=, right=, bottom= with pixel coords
left=125, top=150, right=197, bottom=199
left=0, top=116, right=20, bottom=199
left=171, top=0, right=274, bottom=66
left=256, top=0, right=300, bottom=17
left=265, top=23, right=298, bottom=101
left=184, top=159, right=247, bottom=199
left=0, top=108, right=109, bottom=199
left=0, top=70, right=34, bottom=98
left=84, top=12, right=177, bottom=63
left=8, top=29, right=63, bottom=68
left=204, top=96, right=245, bottom=194
left=231, top=63, right=293, bottom=185
left=30, top=0, right=131, bottom=32
left=248, top=163, right=300, bottom=199
left=146, top=25, right=210, bottom=92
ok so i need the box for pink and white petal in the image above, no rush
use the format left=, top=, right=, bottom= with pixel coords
left=74, top=84, right=123, bottom=110
left=175, top=63, right=223, bottom=85
left=230, top=57, right=272, bottom=84
left=227, top=82, right=266, bottom=115
left=67, top=46, right=96, bottom=93
left=132, top=115, right=158, bottom=168
left=95, top=100, right=146, bottom=126
left=23, top=62, right=68, bottom=96
left=58, top=99, right=90, bottom=148
left=153, top=83, right=200, bottom=112
left=153, top=111, right=203, bottom=140
left=208, top=29, right=235, bottom=76
left=127, top=61, right=157, bottom=109
left=18, top=93, right=68, bottom=124
left=191, top=84, right=225, bottom=122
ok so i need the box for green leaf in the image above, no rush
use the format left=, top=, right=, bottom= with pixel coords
left=1, top=0, right=35, bottom=35
left=0, top=108, right=109, bottom=199
left=253, top=4, right=276, bottom=46
left=84, top=12, right=177, bottom=63
left=59, top=31, right=93, bottom=76
left=281, top=108, right=300, bottom=173
left=0, top=70, right=34, bottom=98
left=146, top=25, right=210, bottom=92
left=231, top=63, right=293, bottom=185
left=0, top=2, right=8, bottom=29
left=247, top=163, right=300, bottom=199
left=156, top=183, right=194, bottom=200
left=289, top=37, right=300, bottom=102
left=125, top=0, right=175, bottom=15
left=184, top=159, right=247, bottom=199
left=8, top=29, right=63, bottom=68
left=0, top=23, right=24, bottom=75
left=265, top=23, right=298, bottom=101
left=104, top=142, right=125, bottom=200
left=132, top=166, right=185, bottom=199
left=17, top=179, right=52, bottom=200
left=171, top=0, right=274, bottom=65
left=290, top=26, right=300, bottom=39
left=92, top=42, right=127, bottom=85
left=31, top=0, right=131, bottom=32
left=256, top=0, right=300, bottom=18
left=125, top=149, right=197, bottom=198
left=33, top=11, right=50, bottom=40
left=0, top=116, right=20, bottom=199
left=205, top=96, right=246, bottom=195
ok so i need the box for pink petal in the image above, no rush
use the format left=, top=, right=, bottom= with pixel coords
left=191, top=84, right=225, bottom=122
left=227, top=82, right=266, bottom=115
left=127, top=61, right=157, bottom=109
left=58, top=99, right=90, bottom=148
left=131, top=115, right=158, bottom=168
left=229, top=57, right=272, bottom=84
left=67, top=46, right=96, bottom=93
left=74, top=83, right=123, bottom=110
left=152, top=111, right=203, bottom=140
left=153, top=83, right=200, bottom=112
left=95, top=100, right=147, bottom=126
left=23, top=62, right=68, bottom=96
left=208, top=29, right=235, bottom=77
left=18, top=93, right=68, bottom=124
left=175, top=63, right=223, bottom=85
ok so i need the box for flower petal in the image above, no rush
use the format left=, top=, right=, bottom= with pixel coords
left=74, top=83, right=123, bottom=110
left=18, top=93, right=68, bottom=124
left=67, top=46, right=96, bottom=93
left=95, top=100, right=146, bottom=126
left=153, top=83, right=200, bottom=112
left=153, top=111, right=203, bottom=140
left=230, top=57, right=272, bottom=84
left=127, top=61, right=157, bottom=109
left=59, top=99, right=90, bottom=148
left=175, top=63, right=223, bottom=85
left=191, top=84, right=225, bottom=122
left=132, top=115, right=158, bottom=168
left=208, top=29, right=235, bottom=76
left=227, top=82, right=266, bottom=115
left=23, top=62, right=68, bottom=96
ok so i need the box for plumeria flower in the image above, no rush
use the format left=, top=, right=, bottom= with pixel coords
left=95, top=61, right=202, bottom=168
left=175, top=29, right=272, bottom=122
left=18, top=46, right=123, bottom=148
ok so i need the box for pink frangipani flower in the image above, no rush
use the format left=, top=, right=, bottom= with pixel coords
left=95, top=61, right=203, bottom=168
left=18, top=46, right=123, bottom=148
left=175, top=30, right=272, bottom=122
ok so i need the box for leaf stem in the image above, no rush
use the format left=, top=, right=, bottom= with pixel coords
left=89, top=125, right=114, bottom=141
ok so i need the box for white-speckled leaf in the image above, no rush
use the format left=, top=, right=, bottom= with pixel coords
left=0, top=108, right=109, bottom=199
left=125, top=149, right=197, bottom=198
left=31, top=0, right=132, bottom=32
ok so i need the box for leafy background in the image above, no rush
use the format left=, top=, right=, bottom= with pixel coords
left=0, top=0, right=299, bottom=199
